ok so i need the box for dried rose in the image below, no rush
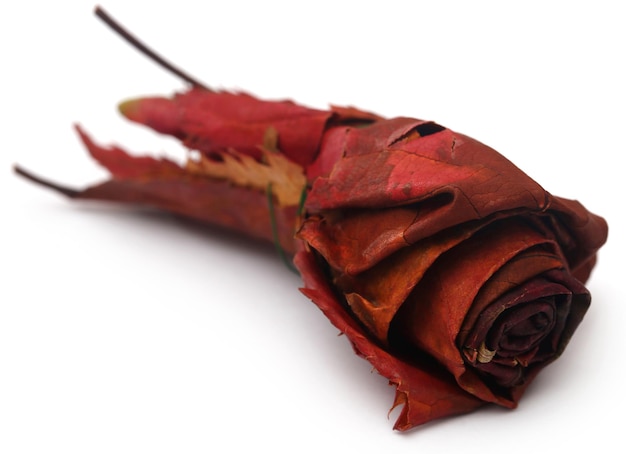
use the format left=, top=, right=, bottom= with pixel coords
left=296, top=117, right=606, bottom=428
left=15, top=7, right=608, bottom=431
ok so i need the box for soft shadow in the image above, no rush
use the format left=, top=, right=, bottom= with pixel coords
left=68, top=202, right=283, bottom=264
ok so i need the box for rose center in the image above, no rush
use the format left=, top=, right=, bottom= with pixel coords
left=462, top=296, right=561, bottom=389
left=487, top=299, right=556, bottom=357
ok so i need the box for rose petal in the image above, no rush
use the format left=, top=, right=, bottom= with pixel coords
left=298, top=192, right=456, bottom=274
left=328, top=220, right=483, bottom=342
left=294, top=247, right=484, bottom=430
left=389, top=218, right=562, bottom=405
left=305, top=119, right=607, bottom=278
left=459, top=271, right=589, bottom=400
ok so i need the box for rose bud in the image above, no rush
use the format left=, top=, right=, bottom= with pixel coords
left=14, top=6, right=608, bottom=431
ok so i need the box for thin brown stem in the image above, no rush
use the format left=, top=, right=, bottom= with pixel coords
left=14, top=165, right=80, bottom=198
left=94, top=6, right=210, bottom=90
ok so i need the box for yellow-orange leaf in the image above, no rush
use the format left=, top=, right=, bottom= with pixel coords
left=185, top=131, right=306, bottom=207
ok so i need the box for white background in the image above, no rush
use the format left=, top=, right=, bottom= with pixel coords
left=1, top=1, right=623, bottom=452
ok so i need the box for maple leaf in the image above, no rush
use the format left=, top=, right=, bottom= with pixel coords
left=185, top=127, right=307, bottom=207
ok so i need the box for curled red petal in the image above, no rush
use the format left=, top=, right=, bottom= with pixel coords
left=303, top=119, right=607, bottom=279
left=294, top=246, right=484, bottom=430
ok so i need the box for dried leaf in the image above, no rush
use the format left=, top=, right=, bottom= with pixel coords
left=185, top=135, right=307, bottom=207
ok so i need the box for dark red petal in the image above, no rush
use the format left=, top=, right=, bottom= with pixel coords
left=304, top=118, right=607, bottom=281
left=294, top=247, right=483, bottom=430
left=390, top=219, right=562, bottom=406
